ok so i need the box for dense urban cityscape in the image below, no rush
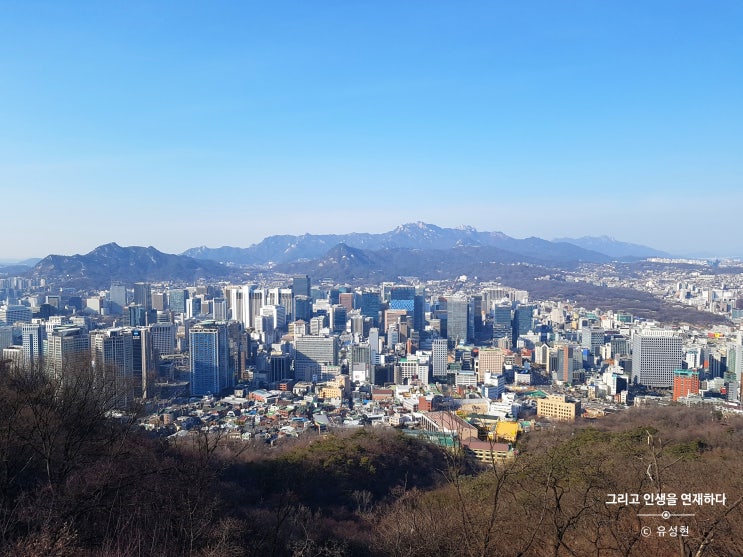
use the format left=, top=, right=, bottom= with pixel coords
left=2, top=232, right=743, bottom=555
left=2, top=240, right=743, bottom=450
left=3, top=2, right=743, bottom=553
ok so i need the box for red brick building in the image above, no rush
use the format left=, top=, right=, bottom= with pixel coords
left=673, top=369, right=699, bottom=401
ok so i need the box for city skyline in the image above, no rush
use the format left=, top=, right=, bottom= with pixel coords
left=2, top=2, right=742, bottom=259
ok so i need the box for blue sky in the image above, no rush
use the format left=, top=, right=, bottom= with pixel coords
left=1, top=1, right=741, bottom=259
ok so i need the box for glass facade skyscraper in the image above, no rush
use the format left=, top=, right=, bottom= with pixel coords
left=190, top=321, right=232, bottom=396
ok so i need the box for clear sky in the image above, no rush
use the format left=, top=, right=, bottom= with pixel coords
left=1, top=1, right=741, bottom=260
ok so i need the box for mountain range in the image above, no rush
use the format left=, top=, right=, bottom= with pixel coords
left=553, top=235, right=670, bottom=259
left=181, top=222, right=661, bottom=266
left=15, top=223, right=675, bottom=288
left=27, top=243, right=236, bottom=288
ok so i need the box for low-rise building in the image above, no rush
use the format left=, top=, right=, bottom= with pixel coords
left=536, top=394, right=580, bottom=421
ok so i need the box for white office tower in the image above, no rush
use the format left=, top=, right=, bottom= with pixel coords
left=132, top=327, right=156, bottom=399
left=47, top=325, right=90, bottom=380
left=247, top=287, right=265, bottom=329
left=212, top=298, right=228, bottom=321
left=395, top=355, right=430, bottom=385
left=293, top=320, right=308, bottom=338
left=432, top=338, right=448, bottom=378
left=310, top=316, right=326, bottom=336
left=0, top=326, right=13, bottom=351
left=45, top=316, right=70, bottom=336
left=21, top=322, right=45, bottom=369
left=350, top=342, right=371, bottom=383
left=631, top=330, right=682, bottom=388
left=150, top=322, right=177, bottom=356
left=0, top=305, right=32, bottom=325
left=266, top=288, right=293, bottom=321
left=368, top=328, right=380, bottom=365
left=2, top=346, right=24, bottom=370
left=294, top=335, right=338, bottom=382
left=226, top=286, right=244, bottom=323
left=92, top=328, right=134, bottom=407
left=261, top=305, right=287, bottom=332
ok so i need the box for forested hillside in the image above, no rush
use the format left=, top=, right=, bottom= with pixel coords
left=0, top=364, right=741, bottom=556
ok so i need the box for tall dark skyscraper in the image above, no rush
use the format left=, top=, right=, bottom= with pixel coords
left=360, top=291, right=381, bottom=327
left=492, top=304, right=512, bottom=341
left=292, top=275, right=311, bottom=299
left=189, top=321, right=232, bottom=396
left=168, top=289, right=188, bottom=314
left=134, top=282, right=152, bottom=311
left=294, top=295, right=312, bottom=323
left=512, top=304, right=535, bottom=346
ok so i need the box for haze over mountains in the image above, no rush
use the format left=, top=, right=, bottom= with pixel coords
left=7, top=223, right=683, bottom=289
left=181, top=222, right=667, bottom=266
left=552, top=235, right=671, bottom=259
left=27, top=243, right=233, bottom=288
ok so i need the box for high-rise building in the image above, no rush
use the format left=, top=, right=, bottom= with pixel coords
left=726, top=343, right=743, bottom=383
left=132, top=327, right=156, bottom=399
left=294, top=335, right=338, bottom=382
left=294, top=295, right=312, bottom=323
left=128, top=304, right=156, bottom=327
left=360, top=291, right=381, bottom=327
left=150, top=322, right=177, bottom=357
left=470, top=295, right=483, bottom=342
left=582, top=327, right=605, bottom=357
left=708, top=350, right=726, bottom=379
left=632, top=330, right=683, bottom=388
left=368, top=328, right=380, bottom=366
left=278, top=288, right=294, bottom=322
left=47, top=325, right=91, bottom=380
left=395, top=355, right=429, bottom=385
left=133, top=282, right=152, bottom=311
left=390, top=286, right=415, bottom=312
left=330, top=305, right=347, bottom=335
left=168, top=289, right=188, bottom=314
left=268, top=352, right=292, bottom=383
left=673, top=369, right=699, bottom=401
left=92, top=328, right=134, bottom=406
left=446, top=294, right=469, bottom=346
left=0, top=305, right=32, bottom=325
left=21, top=321, right=45, bottom=369
left=189, top=321, right=232, bottom=396
left=350, top=343, right=371, bottom=383
left=151, top=292, right=167, bottom=312
left=0, top=326, right=13, bottom=351
left=212, top=298, right=228, bottom=321
left=247, top=287, right=264, bottom=329
left=512, top=304, right=535, bottom=346
left=478, top=347, right=506, bottom=381
left=555, top=343, right=582, bottom=385
left=186, top=297, right=202, bottom=319
left=492, top=304, right=512, bottom=342
left=338, top=292, right=354, bottom=312
left=109, top=283, right=127, bottom=314
left=309, top=315, right=326, bottom=336
left=293, top=275, right=311, bottom=299
left=413, top=293, right=425, bottom=333
left=431, top=338, right=448, bottom=378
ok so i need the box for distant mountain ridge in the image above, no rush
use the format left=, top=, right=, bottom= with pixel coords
left=22, top=225, right=670, bottom=288
left=273, top=242, right=580, bottom=283
left=29, top=243, right=235, bottom=288
left=553, top=235, right=670, bottom=259
left=182, top=222, right=624, bottom=265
